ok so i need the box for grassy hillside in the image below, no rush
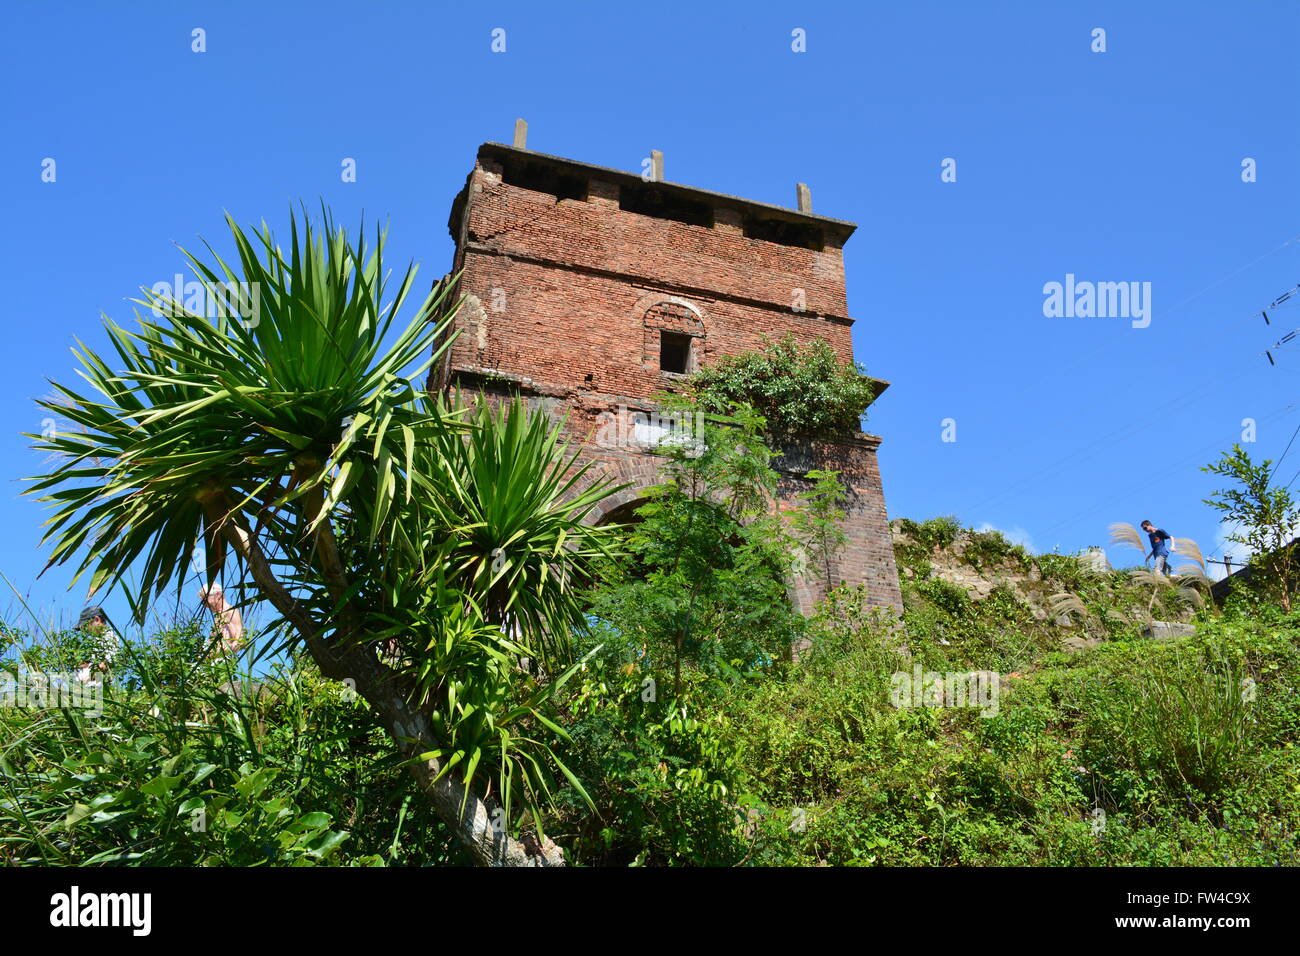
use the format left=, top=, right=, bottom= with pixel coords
left=719, top=520, right=1300, bottom=865
left=3, top=520, right=1297, bottom=866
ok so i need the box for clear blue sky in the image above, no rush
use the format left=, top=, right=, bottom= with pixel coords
left=2, top=0, right=1298, bottom=632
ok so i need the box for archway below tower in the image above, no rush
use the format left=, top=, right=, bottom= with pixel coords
left=597, top=497, right=652, bottom=527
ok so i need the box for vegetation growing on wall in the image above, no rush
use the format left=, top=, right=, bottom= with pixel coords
left=692, top=334, right=879, bottom=439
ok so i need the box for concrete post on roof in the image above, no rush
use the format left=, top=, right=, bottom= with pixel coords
left=513, top=118, right=528, bottom=150
left=650, top=149, right=664, bottom=182
left=796, top=182, right=812, bottom=213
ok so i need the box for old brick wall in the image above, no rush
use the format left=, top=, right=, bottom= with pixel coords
left=773, top=436, right=903, bottom=614
left=434, top=144, right=902, bottom=614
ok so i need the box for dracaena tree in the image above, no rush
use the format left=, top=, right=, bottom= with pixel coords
left=26, top=207, right=622, bottom=866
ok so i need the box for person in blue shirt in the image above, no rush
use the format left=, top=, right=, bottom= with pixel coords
left=1141, top=520, right=1173, bottom=576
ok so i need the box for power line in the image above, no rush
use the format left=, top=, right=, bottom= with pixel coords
left=1029, top=400, right=1300, bottom=551
left=956, top=366, right=1255, bottom=520
left=1267, top=417, right=1300, bottom=483
left=939, top=239, right=1300, bottom=520
left=1257, top=280, right=1300, bottom=363
left=1025, top=236, right=1297, bottom=389
left=905, top=238, right=1300, bottom=566
left=1201, top=412, right=1300, bottom=563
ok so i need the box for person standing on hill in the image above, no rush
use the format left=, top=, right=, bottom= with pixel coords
left=1141, top=520, right=1174, bottom=576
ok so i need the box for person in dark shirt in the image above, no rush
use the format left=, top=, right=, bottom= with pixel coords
left=1140, top=520, right=1173, bottom=576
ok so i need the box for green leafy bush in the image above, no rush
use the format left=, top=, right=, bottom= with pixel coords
left=0, top=620, right=471, bottom=866
left=0, top=665, right=353, bottom=865
left=6, top=512, right=1300, bottom=867
left=898, top=516, right=961, bottom=551
left=555, top=657, right=745, bottom=866
left=692, top=334, right=878, bottom=438
left=964, top=529, right=1029, bottom=570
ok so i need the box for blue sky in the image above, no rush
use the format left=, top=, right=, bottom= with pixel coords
left=2, top=0, right=1298, bottom=633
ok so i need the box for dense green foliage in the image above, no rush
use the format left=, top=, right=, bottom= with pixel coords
left=6, top=512, right=1299, bottom=866
left=692, top=334, right=878, bottom=438
left=585, top=401, right=805, bottom=692
left=1, top=623, right=466, bottom=865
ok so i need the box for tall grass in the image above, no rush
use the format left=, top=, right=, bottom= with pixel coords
left=1079, top=650, right=1255, bottom=806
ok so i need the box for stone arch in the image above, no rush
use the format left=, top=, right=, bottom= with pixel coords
left=630, top=291, right=708, bottom=326
left=598, top=497, right=652, bottom=527
left=578, top=455, right=663, bottom=527
left=574, top=451, right=824, bottom=649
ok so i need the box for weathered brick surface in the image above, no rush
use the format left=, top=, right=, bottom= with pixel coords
left=432, top=143, right=902, bottom=614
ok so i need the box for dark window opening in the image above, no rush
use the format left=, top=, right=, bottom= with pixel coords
left=619, top=183, right=714, bottom=228
left=659, top=331, right=692, bottom=374
left=501, top=158, right=587, bottom=202
left=743, top=216, right=824, bottom=251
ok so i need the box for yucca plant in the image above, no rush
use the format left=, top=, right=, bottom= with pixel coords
left=25, top=207, right=622, bottom=865
left=423, top=396, right=617, bottom=667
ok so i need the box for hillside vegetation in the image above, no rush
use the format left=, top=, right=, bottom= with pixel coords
left=5, top=517, right=1296, bottom=866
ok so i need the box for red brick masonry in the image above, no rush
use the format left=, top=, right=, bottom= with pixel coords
left=430, top=142, right=902, bottom=614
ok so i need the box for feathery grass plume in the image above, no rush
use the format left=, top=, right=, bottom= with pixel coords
left=1127, top=567, right=1171, bottom=590
left=1047, top=592, right=1089, bottom=621
left=1075, top=548, right=1108, bottom=575
left=1109, top=521, right=1146, bottom=556
left=1171, top=535, right=1205, bottom=571
left=1127, top=567, right=1205, bottom=615
left=1127, top=567, right=1173, bottom=615
left=1173, top=563, right=1210, bottom=608
left=1175, top=583, right=1205, bottom=609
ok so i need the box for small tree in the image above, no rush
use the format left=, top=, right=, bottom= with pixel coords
left=589, top=398, right=803, bottom=696
left=788, top=468, right=849, bottom=594
left=1202, top=444, right=1300, bottom=611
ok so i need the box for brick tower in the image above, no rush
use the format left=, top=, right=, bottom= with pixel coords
left=433, top=134, right=902, bottom=614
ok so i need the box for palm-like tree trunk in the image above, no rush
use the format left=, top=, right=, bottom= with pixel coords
left=221, top=511, right=563, bottom=866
